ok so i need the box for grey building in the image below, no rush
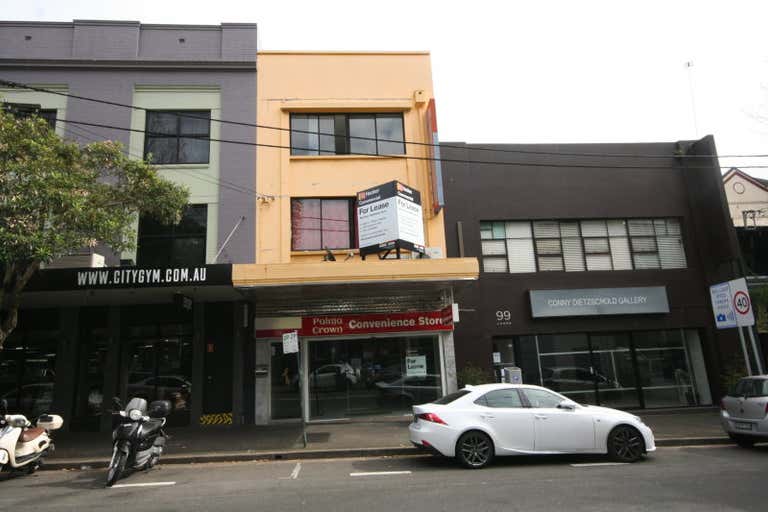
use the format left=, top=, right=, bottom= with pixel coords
left=0, top=20, right=257, bottom=431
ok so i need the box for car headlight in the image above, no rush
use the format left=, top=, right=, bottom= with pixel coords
left=0, top=449, right=8, bottom=464
left=128, top=409, right=143, bottom=421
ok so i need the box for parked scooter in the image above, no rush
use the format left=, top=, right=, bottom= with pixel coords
left=107, top=397, right=170, bottom=487
left=0, top=398, right=63, bottom=475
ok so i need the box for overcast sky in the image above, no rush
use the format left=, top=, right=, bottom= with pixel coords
left=6, top=0, right=768, bottom=176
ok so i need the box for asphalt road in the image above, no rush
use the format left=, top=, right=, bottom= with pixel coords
left=1, top=445, right=766, bottom=511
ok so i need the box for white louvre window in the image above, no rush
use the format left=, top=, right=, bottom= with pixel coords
left=538, top=256, right=564, bottom=271
left=560, top=222, right=580, bottom=238
left=586, top=254, right=613, bottom=271
left=480, top=222, right=494, bottom=240
left=609, top=236, right=633, bottom=270
left=533, top=221, right=560, bottom=238
left=666, top=218, right=682, bottom=235
left=580, top=220, right=608, bottom=237
left=506, top=238, right=536, bottom=273
left=535, top=238, right=562, bottom=255
left=658, top=236, right=687, bottom=268
left=631, top=236, right=657, bottom=253
left=481, top=240, right=507, bottom=256
left=561, top=237, right=585, bottom=272
left=633, top=253, right=661, bottom=269
left=506, top=221, right=532, bottom=238
left=483, top=257, right=507, bottom=273
left=607, top=219, right=628, bottom=236
left=583, top=237, right=610, bottom=254
left=628, top=219, right=655, bottom=236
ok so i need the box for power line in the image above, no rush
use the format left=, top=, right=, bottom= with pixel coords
left=55, top=117, right=688, bottom=171
left=3, top=78, right=765, bottom=161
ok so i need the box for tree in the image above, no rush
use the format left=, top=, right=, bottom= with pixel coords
left=0, top=109, right=189, bottom=349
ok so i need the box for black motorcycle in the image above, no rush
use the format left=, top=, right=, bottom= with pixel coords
left=106, top=397, right=170, bottom=487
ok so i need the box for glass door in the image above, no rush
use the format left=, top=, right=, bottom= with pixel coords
left=537, top=333, right=598, bottom=405
left=588, top=333, right=641, bottom=409
left=270, top=343, right=300, bottom=419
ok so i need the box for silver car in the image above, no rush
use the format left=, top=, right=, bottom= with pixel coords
left=720, top=375, right=768, bottom=447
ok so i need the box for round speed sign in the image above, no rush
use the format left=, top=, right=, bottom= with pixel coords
left=733, top=290, right=751, bottom=315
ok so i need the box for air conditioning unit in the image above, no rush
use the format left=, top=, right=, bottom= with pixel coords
left=45, top=253, right=106, bottom=269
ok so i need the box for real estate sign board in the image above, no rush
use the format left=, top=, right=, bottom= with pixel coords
left=356, top=181, right=425, bottom=257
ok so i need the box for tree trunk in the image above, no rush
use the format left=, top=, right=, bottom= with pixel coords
left=0, top=260, right=41, bottom=351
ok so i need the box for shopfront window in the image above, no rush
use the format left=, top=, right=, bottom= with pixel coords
left=0, top=310, right=59, bottom=419
left=505, top=329, right=710, bottom=409
left=70, top=308, right=110, bottom=431
left=308, top=336, right=442, bottom=420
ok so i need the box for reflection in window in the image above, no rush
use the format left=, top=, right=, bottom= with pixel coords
left=144, top=110, right=211, bottom=164
left=137, top=204, right=207, bottom=267
left=291, top=198, right=354, bottom=250
left=290, top=113, right=405, bottom=156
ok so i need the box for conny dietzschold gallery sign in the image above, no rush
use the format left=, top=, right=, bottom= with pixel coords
left=529, top=286, right=669, bottom=318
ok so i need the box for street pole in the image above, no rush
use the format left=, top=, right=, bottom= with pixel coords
left=738, top=326, right=754, bottom=376
left=746, top=326, right=765, bottom=375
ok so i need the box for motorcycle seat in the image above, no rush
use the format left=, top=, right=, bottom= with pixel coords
left=20, top=427, right=46, bottom=443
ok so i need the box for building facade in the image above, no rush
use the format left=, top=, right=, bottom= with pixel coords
left=0, top=20, right=258, bottom=431
left=442, top=138, right=746, bottom=409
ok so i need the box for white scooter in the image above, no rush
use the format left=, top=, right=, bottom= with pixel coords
left=0, top=399, right=63, bottom=475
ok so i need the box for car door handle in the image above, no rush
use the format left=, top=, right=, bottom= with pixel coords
left=480, top=414, right=495, bottom=420
left=534, top=415, right=548, bottom=420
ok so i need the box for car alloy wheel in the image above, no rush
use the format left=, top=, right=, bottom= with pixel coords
left=457, top=431, right=493, bottom=469
left=608, top=425, right=644, bottom=463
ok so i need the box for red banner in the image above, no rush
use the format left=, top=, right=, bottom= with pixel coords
left=255, top=307, right=453, bottom=338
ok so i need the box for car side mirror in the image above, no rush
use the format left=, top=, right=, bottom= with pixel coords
left=557, top=400, right=577, bottom=411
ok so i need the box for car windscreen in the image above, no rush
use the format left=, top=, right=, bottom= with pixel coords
left=433, top=390, right=471, bottom=405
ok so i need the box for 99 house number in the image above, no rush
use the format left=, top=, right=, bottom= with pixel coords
left=495, top=310, right=512, bottom=325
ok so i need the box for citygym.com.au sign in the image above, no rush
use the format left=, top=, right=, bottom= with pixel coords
left=25, top=264, right=233, bottom=291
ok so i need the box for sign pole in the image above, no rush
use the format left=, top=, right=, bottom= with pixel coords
left=737, top=326, right=754, bottom=376
left=746, top=326, right=764, bottom=375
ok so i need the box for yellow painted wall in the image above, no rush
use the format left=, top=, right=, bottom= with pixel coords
left=256, top=52, right=446, bottom=264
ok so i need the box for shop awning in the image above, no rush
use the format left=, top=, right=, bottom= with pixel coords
left=233, top=258, right=478, bottom=316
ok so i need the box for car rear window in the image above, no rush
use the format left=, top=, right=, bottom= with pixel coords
left=433, top=390, right=471, bottom=405
left=730, top=378, right=768, bottom=397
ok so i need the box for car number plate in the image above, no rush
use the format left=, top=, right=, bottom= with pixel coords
left=734, top=421, right=753, bottom=430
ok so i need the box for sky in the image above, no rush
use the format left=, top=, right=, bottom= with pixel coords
left=5, top=0, right=768, bottom=176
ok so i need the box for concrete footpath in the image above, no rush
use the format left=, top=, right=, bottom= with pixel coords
left=42, top=407, right=729, bottom=470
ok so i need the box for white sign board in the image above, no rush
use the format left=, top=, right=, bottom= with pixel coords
left=730, top=278, right=755, bottom=327
left=405, top=355, right=427, bottom=377
left=357, top=181, right=425, bottom=256
left=282, top=331, right=299, bottom=354
left=710, top=278, right=754, bottom=329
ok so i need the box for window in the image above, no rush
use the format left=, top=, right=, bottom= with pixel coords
left=475, top=389, right=524, bottom=408
left=144, top=110, right=210, bottom=164
left=137, top=204, right=207, bottom=267
left=291, top=198, right=355, bottom=251
left=433, top=390, right=471, bottom=405
left=3, top=103, right=56, bottom=130
left=521, top=388, right=563, bottom=408
left=480, top=218, right=686, bottom=274
left=290, top=113, right=405, bottom=156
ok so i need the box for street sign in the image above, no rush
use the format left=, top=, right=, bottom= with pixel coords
left=282, top=331, right=299, bottom=354
left=709, top=278, right=754, bottom=329
left=730, top=278, right=755, bottom=327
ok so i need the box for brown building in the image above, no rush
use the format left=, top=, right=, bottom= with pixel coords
left=441, top=136, right=750, bottom=409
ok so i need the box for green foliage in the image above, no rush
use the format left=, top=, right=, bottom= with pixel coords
left=750, top=285, right=768, bottom=334
left=0, top=109, right=189, bottom=346
left=0, top=109, right=189, bottom=263
left=457, top=363, right=494, bottom=387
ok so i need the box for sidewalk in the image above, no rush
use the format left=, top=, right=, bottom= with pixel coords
left=43, top=407, right=728, bottom=470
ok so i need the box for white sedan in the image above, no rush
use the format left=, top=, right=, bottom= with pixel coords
left=409, top=383, right=655, bottom=468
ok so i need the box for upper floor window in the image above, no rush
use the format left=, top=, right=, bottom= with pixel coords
left=480, top=218, right=686, bottom=274
left=291, top=198, right=355, bottom=251
left=3, top=103, right=56, bottom=130
left=137, top=204, right=207, bottom=267
left=290, top=113, right=405, bottom=156
left=144, top=110, right=210, bottom=165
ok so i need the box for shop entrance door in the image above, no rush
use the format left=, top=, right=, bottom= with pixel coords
left=587, top=333, right=641, bottom=409
left=270, top=343, right=301, bottom=419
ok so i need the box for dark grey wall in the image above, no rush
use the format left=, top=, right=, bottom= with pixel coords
left=441, top=139, right=742, bottom=398
left=0, top=21, right=257, bottom=264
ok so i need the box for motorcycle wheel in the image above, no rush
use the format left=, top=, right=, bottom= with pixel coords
left=105, top=451, right=128, bottom=487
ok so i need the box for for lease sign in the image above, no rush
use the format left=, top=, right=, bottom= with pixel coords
left=356, top=181, right=425, bottom=256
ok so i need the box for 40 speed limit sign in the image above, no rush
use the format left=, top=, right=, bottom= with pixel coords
left=710, top=277, right=755, bottom=329
left=730, top=278, right=755, bottom=327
